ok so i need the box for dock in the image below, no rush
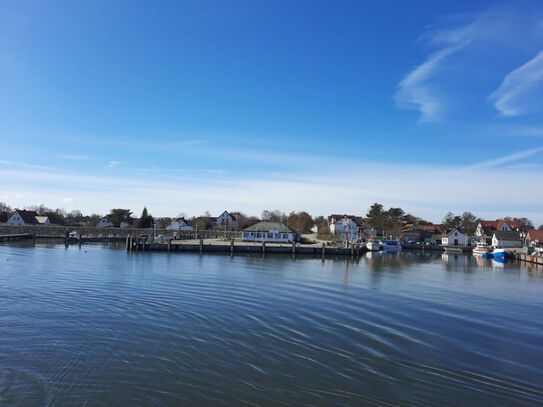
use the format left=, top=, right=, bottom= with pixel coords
left=125, top=237, right=368, bottom=257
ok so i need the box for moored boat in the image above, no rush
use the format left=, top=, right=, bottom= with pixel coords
left=473, top=242, right=492, bottom=258
left=381, top=240, right=401, bottom=252
left=366, top=241, right=380, bottom=251
left=492, top=248, right=509, bottom=260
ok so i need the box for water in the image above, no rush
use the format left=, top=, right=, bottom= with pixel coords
left=1, top=243, right=542, bottom=406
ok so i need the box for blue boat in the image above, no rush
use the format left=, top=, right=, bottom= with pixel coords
left=492, top=248, right=509, bottom=260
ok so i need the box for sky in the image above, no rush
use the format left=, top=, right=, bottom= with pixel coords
left=1, top=0, right=543, bottom=224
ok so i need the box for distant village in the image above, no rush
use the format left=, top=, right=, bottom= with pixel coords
left=1, top=201, right=542, bottom=251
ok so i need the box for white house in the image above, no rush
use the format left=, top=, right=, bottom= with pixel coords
left=492, top=231, right=522, bottom=248
left=442, top=228, right=469, bottom=246
left=167, top=217, right=193, bottom=231
left=241, top=221, right=296, bottom=243
left=6, top=210, right=48, bottom=226
left=96, top=217, right=114, bottom=228
left=35, top=216, right=51, bottom=226
left=475, top=219, right=521, bottom=239
left=214, top=211, right=239, bottom=230
left=328, top=214, right=365, bottom=242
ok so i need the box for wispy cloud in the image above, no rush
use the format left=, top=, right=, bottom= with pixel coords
left=58, top=154, right=94, bottom=161
left=490, top=50, right=543, bottom=117
left=395, top=9, right=543, bottom=122
left=106, top=160, right=120, bottom=169
left=463, top=146, right=543, bottom=171
left=394, top=44, right=466, bottom=122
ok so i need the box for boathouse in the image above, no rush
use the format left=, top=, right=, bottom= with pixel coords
left=241, top=221, right=296, bottom=243
left=492, top=231, right=522, bottom=248
left=442, top=228, right=469, bottom=246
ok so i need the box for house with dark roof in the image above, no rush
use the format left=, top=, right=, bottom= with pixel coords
left=241, top=221, right=296, bottom=243
left=402, top=224, right=443, bottom=243
left=328, top=214, right=366, bottom=242
left=214, top=211, right=239, bottom=230
left=6, top=210, right=49, bottom=226
left=96, top=217, right=114, bottom=228
left=492, top=231, right=522, bottom=248
left=167, top=217, right=193, bottom=231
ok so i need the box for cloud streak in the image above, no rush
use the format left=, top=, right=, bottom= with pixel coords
left=394, top=44, right=466, bottom=122
left=490, top=50, right=543, bottom=117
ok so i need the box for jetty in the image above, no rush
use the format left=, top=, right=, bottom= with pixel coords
left=125, top=236, right=368, bottom=257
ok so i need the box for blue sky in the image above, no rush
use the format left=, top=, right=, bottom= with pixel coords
left=1, top=0, right=543, bottom=224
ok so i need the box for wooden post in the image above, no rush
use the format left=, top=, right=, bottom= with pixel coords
left=126, top=235, right=130, bottom=252
left=231, top=239, right=234, bottom=255
left=262, top=241, right=266, bottom=254
left=292, top=241, right=296, bottom=255
left=168, top=238, right=172, bottom=252
left=351, top=244, right=354, bottom=257
left=356, top=243, right=360, bottom=257
left=199, top=238, right=203, bottom=253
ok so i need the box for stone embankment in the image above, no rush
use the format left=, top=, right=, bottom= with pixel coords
left=0, top=225, right=240, bottom=240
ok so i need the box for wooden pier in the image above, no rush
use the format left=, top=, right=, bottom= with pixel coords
left=0, top=233, right=34, bottom=243
left=513, top=252, right=543, bottom=266
left=126, top=237, right=368, bottom=257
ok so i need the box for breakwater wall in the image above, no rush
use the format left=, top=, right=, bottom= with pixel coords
left=0, top=225, right=240, bottom=239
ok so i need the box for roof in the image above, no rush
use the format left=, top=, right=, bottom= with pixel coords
left=218, top=211, right=236, bottom=220
left=242, top=221, right=294, bottom=233
left=35, top=216, right=49, bottom=224
left=526, top=230, right=543, bottom=242
left=13, top=210, right=39, bottom=224
left=493, top=230, right=521, bottom=241
left=328, top=214, right=365, bottom=227
left=172, top=217, right=190, bottom=224
left=479, top=219, right=522, bottom=232
left=444, top=228, right=466, bottom=236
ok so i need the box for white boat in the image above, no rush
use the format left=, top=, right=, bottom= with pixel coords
left=381, top=240, right=401, bottom=251
left=473, top=242, right=492, bottom=258
left=366, top=241, right=380, bottom=251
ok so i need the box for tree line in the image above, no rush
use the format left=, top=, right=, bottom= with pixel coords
left=1, top=201, right=541, bottom=233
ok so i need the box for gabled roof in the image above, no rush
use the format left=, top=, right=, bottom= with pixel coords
left=328, top=214, right=365, bottom=227
left=218, top=211, right=236, bottom=220
left=12, top=210, right=39, bottom=224
left=526, top=230, right=543, bottom=242
left=242, top=221, right=294, bottom=233
left=35, top=216, right=49, bottom=224
left=493, top=230, right=521, bottom=241
left=172, top=217, right=190, bottom=224
left=479, top=219, right=522, bottom=232
left=444, top=228, right=466, bottom=236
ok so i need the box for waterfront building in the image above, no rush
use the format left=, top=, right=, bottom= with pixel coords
left=402, top=224, right=443, bottom=243
left=492, top=231, right=522, bottom=248
left=525, top=230, right=543, bottom=249
left=328, top=214, right=366, bottom=242
left=441, top=228, right=470, bottom=246
left=475, top=219, right=521, bottom=241
left=167, top=217, right=193, bottom=231
left=6, top=210, right=50, bottom=226
left=241, top=221, right=295, bottom=243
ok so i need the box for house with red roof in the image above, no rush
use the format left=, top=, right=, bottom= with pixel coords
left=526, top=230, right=543, bottom=248
left=475, top=219, right=521, bottom=241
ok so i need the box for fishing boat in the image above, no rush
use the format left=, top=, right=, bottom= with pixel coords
left=473, top=242, right=492, bottom=258
left=366, top=240, right=380, bottom=251
left=492, top=248, right=509, bottom=260
left=381, top=240, right=401, bottom=252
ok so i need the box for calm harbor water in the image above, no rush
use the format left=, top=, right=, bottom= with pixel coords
left=1, top=243, right=542, bottom=406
